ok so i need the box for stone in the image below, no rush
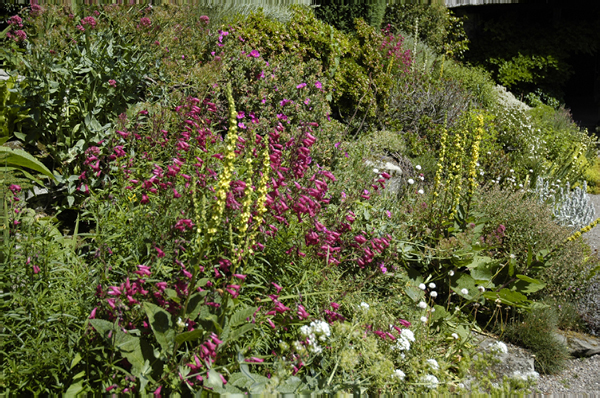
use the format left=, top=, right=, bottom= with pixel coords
left=365, top=155, right=411, bottom=194
left=555, top=330, right=600, bottom=358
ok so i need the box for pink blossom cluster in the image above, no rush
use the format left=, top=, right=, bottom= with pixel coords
left=380, top=24, right=412, bottom=72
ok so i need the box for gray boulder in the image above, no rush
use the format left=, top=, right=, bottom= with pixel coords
left=555, top=330, right=600, bottom=358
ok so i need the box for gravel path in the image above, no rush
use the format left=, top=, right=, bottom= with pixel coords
left=530, top=194, right=600, bottom=396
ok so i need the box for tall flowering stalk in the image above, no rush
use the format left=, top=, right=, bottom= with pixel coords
left=447, top=128, right=466, bottom=221
left=432, top=126, right=448, bottom=209
left=465, top=114, right=484, bottom=213
left=208, top=83, right=238, bottom=236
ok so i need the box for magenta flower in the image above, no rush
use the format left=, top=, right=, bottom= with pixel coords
left=9, top=184, right=21, bottom=194
left=296, top=83, right=307, bottom=89
left=33, top=265, right=40, bottom=274
left=199, top=15, right=209, bottom=24
left=8, top=15, right=24, bottom=28
left=155, top=247, right=165, bottom=258
left=89, top=308, right=97, bottom=319
left=108, top=79, right=116, bottom=87
left=81, top=16, right=97, bottom=28
left=266, top=318, right=276, bottom=329
left=245, top=357, right=265, bottom=363
left=315, top=81, right=322, bottom=89
left=399, top=319, right=411, bottom=327
left=271, top=282, right=283, bottom=294
left=248, top=49, right=260, bottom=58
left=135, top=264, right=152, bottom=276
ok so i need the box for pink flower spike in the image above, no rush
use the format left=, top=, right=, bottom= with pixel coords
left=267, top=318, right=276, bottom=329
left=245, top=357, right=264, bottom=363
left=153, top=385, right=162, bottom=397
left=233, top=274, right=246, bottom=280
left=89, top=307, right=97, bottom=319
left=271, top=282, right=283, bottom=294
left=399, top=319, right=412, bottom=327
left=32, top=265, right=40, bottom=274
left=296, top=83, right=307, bottom=89
left=331, top=302, right=340, bottom=310
left=155, top=247, right=165, bottom=258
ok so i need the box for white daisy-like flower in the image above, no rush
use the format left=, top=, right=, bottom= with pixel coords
left=408, top=178, right=415, bottom=185
left=392, top=369, right=406, bottom=380
left=451, top=333, right=459, bottom=339
left=418, top=189, right=424, bottom=194
left=430, top=291, right=438, bottom=298
left=373, top=168, right=379, bottom=173
left=509, top=254, right=516, bottom=259
left=418, top=301, right=427, bottom=309
left=448, top=270, right=454, bottom=276
left=428, top=283, right=436, bottom=289
left=419, top=283, right=426, bottom=290
left=415, top=165, right=422, bottom=170
left=426, top=359, right=439, bottom=370
left=478, top=286, right=485, bottom=293
left=360, top=302, right=370, bottom=310
left=420, top=316, right=428, bottom=323
left=461, top=288, right=469, bottom=295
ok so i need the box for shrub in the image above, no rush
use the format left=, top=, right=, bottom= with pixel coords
left=382, top=3, right=469, bottom=59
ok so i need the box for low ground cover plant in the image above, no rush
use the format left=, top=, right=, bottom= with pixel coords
left=2, top=2, right=600, bottom=395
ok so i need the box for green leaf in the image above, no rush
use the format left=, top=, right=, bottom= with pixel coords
left=186, top=292, right=206, bottom=320
left=175, top=329, right=204, bottom=345
left=484, top=288, right=528, bottom=307
left=114, top=329, right=147, bottom=377
left=0, top=146, right=56, bottom=181
left=276, top=376, right=303, bottom=394
left=143, top=302, right=175, bottom=353
left=224, top=323, right=255, bottom=345
left=229, top=306, right=257, bottom=328
left=64, top=377, right=85, bottom=397
left=513, top=274, right=546, bottom=294
left=89, top=319, right=114, bottom=336
left=206, top=369, right=224, bottom=389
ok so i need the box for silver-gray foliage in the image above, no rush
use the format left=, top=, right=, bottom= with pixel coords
left=534, top=177, right=596, bottom=230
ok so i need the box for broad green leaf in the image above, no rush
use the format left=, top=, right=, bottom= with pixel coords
left=64, top=377, right=85, bottom=397
left=89, top=319, right=114, bottom=336
left=186, top=291, right=206, bottom=320
left=175, top=329, right=204, bottom=345
left=451, top=273, right=477, bottom=299
left=276, top=376, right=303, bottom=394
left=0, top=146, right=56, bottom=181
left=431, top=305, right=448, bottom=323
left=224, top=323, right=255, bottom=345
left=513, top=274, right=546, bottom=294
left=206, top=369, right=224, bottom=389
left=114, top=329, right=147, bottom=377
left=484, top=288, right=528, bottom=307
left=229, top=306, right=258, bottom=328
left=143, top=302, right=175, bottom=353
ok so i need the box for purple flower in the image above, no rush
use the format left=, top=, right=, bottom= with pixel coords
left=315, top=81, right=322, bottom=89
left=304, top=98, right=310, bottom=105
left=296, top=82, right=307, bottom=89
left=237, top=111, right=245, bottom=119
left=238, top=122, right=246, bottom=129
left=248, top=49, right=260, bottom=58
left=8, top=15, right=23, bottom=28
left=108, top=79, right=116, bottom=87
left=199, top=15, right=209, bottom=24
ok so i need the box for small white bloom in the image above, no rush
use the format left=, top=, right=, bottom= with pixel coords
left=392, top=369, right=406, bottom=380
left=451, top=333, right=459, bottom=339
left=418, top=189, right=424, bottom=194
left=448, top=270, right=454, bottom=276
left=509, top=169, right=514, bottom=173
left=416, top=165, right=422, bottom=170
left=430, top=291, right=438, bottom=298
left=461, top=288, right=469, bottom=295
left=420, top=316, right=428, bottom=323
left=418, top=175, right=424, bottom=181
left=360, top=302, right=370, bottom=311
left=408, top=178, right=415, bottom=185
left=373, top=168, right=379, bottom=173
left=529, top=169, right=533, bottom=173
left=418, top=301, right=427, bottom=309
left=419, top=283, right=426, bottom=290
left=431, top=307, right=435, bottom=312
left=487, top=151, right=492, bottom=155
left=490, top=341, right=508, bottom=354
left=509, top=254, right=516, bottom=259
left=402, top=329, right=415, bottom=342
left=393, top=336, right=411, bottom=351
left=426, top=359, right=439, bottom=370
left=422, top=374, right=439, bottom=389
left=478, top=285, right=485, bottom=293
left=300, top=325, right=312, bottom=337
left=428, top=283, right=436, bottom=289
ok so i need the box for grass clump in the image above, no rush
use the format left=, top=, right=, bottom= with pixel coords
left=503, top=305, right=571, bottom=375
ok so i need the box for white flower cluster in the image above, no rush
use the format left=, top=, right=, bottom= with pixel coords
left=392, top=329, right=415, bottom=351
left=421, top=374, right=439, bottom=389
left=511, top=370, right=540, bottom=381
left=489, top=341, right=508, bottom=355
left=300, top=320, right=331, bottom=354
left=391, top=369, right=406, bottom=380
left=426, top=358, right=439, bottom=370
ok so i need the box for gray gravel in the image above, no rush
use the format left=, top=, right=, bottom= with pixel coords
left=530, top=194, right=600, bottom=396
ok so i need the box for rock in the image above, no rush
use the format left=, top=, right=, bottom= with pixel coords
left=555, top=330, right=600, bottom=358
left=365, top=155, right=412, bottom=194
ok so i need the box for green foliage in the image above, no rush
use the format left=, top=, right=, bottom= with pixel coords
left=503, top=305, right=570, bottom=374
left=383, top=3, right=469, bottom=59
left=0, top=74, right=30, bottom=139
left=1, top=209, right=95, bottom=393
left=314, top=0, right=387, bottom=33
left=11, top=7, right=155, bottom=172
left=441, top=61, right=497, bottom=108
